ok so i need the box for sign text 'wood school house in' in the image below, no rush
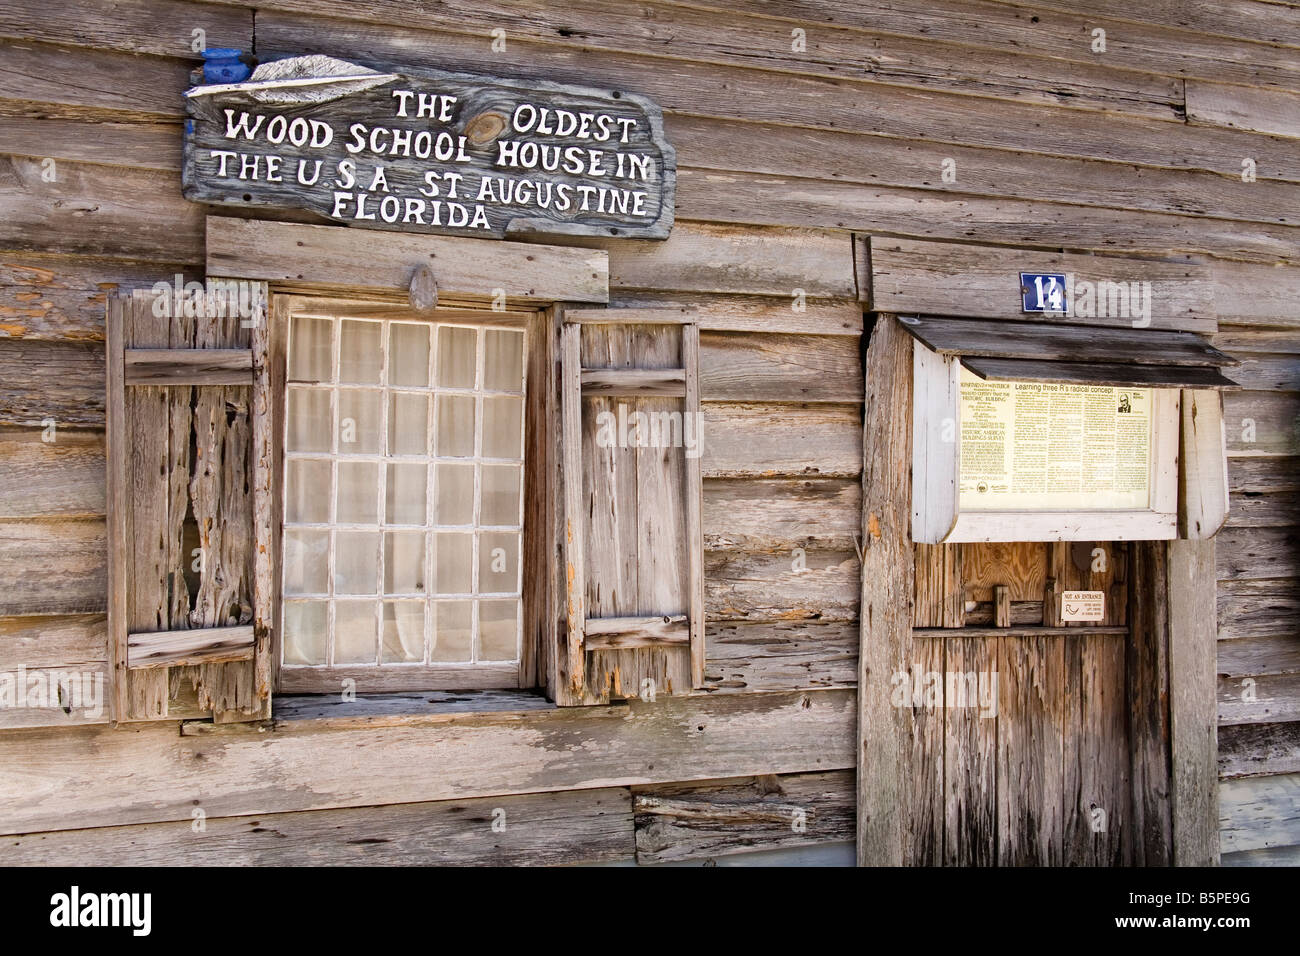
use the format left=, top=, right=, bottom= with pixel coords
left=183, top=55, right=676, bottom=240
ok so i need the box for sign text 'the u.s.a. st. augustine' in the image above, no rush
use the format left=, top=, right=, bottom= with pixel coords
left=182, top=55, right=676, bottom=240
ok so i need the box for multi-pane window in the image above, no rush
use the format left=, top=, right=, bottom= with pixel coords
left=280, top=308, right=525, bottom=688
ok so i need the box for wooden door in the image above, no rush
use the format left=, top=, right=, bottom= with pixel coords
left=909, top=541, right=1138, bottom=865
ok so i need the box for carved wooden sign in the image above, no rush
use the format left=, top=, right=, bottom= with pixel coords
left=183, top=55, right=675, bottom=240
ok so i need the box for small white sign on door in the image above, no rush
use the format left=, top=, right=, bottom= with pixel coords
left=1062, top=590, right=1105, bottom=622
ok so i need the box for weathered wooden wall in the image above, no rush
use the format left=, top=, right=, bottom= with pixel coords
left=0, top=0, right=1297, bottom=865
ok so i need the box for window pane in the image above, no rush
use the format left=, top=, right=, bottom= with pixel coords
left=482, top=396, right=523, bottom=459
left=478, top=600, right=518, bottom=661
left=389, top=323, right=430, bottom=387
left=283, top=529, right=329, bottom=595
left=335, top=531, right=379, bottom=594
left=435, top=532, right=472, bottom=594
left=480, top=464, right=521, bottom=526
left=336, top=461, right=379, bottom=524
left=289, top=315, right=332, bottom=383
left=386, top=462, right=428, bottom=525
left=286, top=387, right=332, bottom=453
left=477, top=531, right=520, bottom=594
left=334, top=601, right=378, bottom=664
left=388, top=392, right=429, bottom=456
left=431, top=601, right=473, bottom=661
left=434, top=462, right=475, bottom=525
left=382, top=601, right=424, bottom=663
left=384, top=531, right=426, bottom=594
left=285, top=458, right=331, bottom=523
left=283, top=601, right=328, bottom=665
left=437, top=326, right=477, bottom=388
left=483, top=329, right=524, bottom=392
left=339, top=320, right=383, bottom=383
left=436, top=394, right=476, bottom=457
left=337, top=389, right=383, bottom=454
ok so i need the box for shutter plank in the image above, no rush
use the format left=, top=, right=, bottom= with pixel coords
left=124, top=291, right=171, bottom=720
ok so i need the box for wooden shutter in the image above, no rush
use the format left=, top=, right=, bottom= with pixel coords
left=558, top=309, right=705, bottom=705
left=105, top=285, right=273, bottom=723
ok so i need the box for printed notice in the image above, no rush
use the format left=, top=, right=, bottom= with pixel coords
left=1062, top=590, right=1105, bottom=622
left=958, top=368, right=1151, bottom=511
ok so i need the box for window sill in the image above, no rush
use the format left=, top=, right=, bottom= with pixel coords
left=180, top=689, right=554, bottom=735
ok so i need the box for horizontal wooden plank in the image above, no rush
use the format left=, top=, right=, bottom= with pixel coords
left=278, top=663, right=520, bottom=694
left=264, top=689, right=554, bottom=728
left=611, top=293, right=862, bottom=335
left=1224, top=391, right=1300, bottom=457
left=1213, top=263, right=1300, bottom=329
left=667, top=113, right=1298, bottom=229
left=0, top=115, right=180, bottom=173
left=705, top=549, right=859, bottom=622
left=584, top=615, right=690, bottom=649
left=3, top=786, right=633, bottom=866
left=0, top=612, right=105, bottom=670
left=702, top=403, right=861, bottom=479
left=0, top=661, right=109, bottom=729
left=0, top=255, right=194, bottom=343
left=1218, top=721, right=1300, bottom=780
left=567, top=308, right=697, bottom=324
left=602, top=221, right=856, bottom=298
left=1219, top=671, right=1300, bottom=726
left=581, top=368, right=685, bottom=397
left=1226, top=489, right=1300, bottom=529
left=253, top=10, right=1300, bottom=181
left=124, top=348, right=253, bottom=386
left=0, top=0, right=253, bottom=60
left=1221, top=844, right=1300, bottom=867
left=0, top=339, right=104, bottom=426
left=0, top=39, right=192, bottom=118
left=1216, top=354, right=1300, bottom=393
left=0, top=518, right=105, bottom=615
left=1228, top=456, right=1300, bottom=494
left=1215, top=329, right=1300, bottom=357
left=0, top=687, right=855, bottom=833
left=962, top=357, right=1238, bottom=389
left=1021, top=0, right=1300, bottom=48
left=738, top=0, right=1300, bottom=88
left=683, top=169, right=1300, bottom=265
left=1216, top=527, right=1298, bottom=581
left=916, top=626, right=1128, bottom=638
left=1219, top=772, right=1300, bottom=854
left=0, top=427, right=104, bottom=517
left=700, top=332, right=862, bottom=403
left=704, top=619, right=857, bottom=693
left=1187, top=81, right=1300, bottom=139
left=239, top=0, right=1192, bottom=119
left=206, top=216, right=609, bottom=304
left=870, top=237, right=1215, bottom=331
left=903, top=315, right=1234, bottom=366
left=0, top=155, right=203, bottom=262
left=1218, top=578, right=1300, bottom=641
left=127, top=625, right=254, bottom=669
left=634, top=769, right=854, bottom=863
left=1216, top=635, right=1300, bottom=678
left=703, top=478, right=860, bottom=552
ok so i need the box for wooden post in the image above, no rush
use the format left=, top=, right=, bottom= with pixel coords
left=857, top=315, right=915, bottom=865
left=1168, top=538, right=1221, bottom=866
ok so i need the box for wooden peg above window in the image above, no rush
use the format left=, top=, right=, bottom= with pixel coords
left=409, top=263, right=438, bottom=312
